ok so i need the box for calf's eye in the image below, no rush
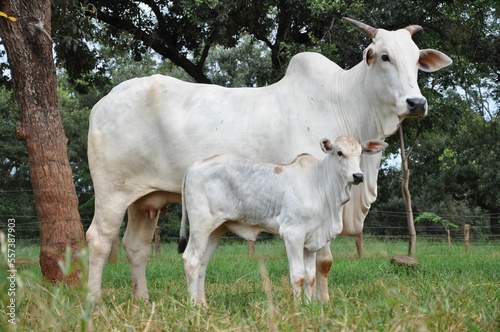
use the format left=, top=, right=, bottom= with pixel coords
left=337, top=151, right=344, bottom=157
left=381, top=54, right=390, bottom=62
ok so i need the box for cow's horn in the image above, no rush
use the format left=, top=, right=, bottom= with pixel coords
left=343, top=17, right=377, bottom=39
left=405, top=25, right=423, bottom=36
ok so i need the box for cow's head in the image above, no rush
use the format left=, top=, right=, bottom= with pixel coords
left=344, top=17, right=452, bottom=121
left=321, top=136, right=387, bottom=185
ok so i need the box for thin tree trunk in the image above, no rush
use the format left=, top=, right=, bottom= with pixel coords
left=356, top=232, right=363, bottom=258
left=399, top=126, right=416, bottom=256
left=0, top=0, right=84, bottom=284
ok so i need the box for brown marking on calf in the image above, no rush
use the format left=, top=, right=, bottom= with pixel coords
left=309, top=276, right=316, bottom=288
left=273, top=166, right=283, bottom=174
left=318, top=259, right=333, bottom=277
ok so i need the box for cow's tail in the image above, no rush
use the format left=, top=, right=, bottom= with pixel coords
left=177, top=172, right=189, bottom=253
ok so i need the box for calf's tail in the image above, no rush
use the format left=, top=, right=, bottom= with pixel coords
left=177, top=172, right=189, bottom=253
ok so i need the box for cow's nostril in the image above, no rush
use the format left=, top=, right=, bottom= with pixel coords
left=406, top=97, right=427, bottom=115
left=353, top=173, right=364, bottom=184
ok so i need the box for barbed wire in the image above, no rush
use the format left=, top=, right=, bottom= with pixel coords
left=2, top=211, right=499, bottom=218
left=1, top=224, right=498, bottom=242
left=1, top=191, right=498, bottom=242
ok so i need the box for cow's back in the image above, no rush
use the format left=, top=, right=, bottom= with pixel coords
left=88, top=56, right=345, bottom=198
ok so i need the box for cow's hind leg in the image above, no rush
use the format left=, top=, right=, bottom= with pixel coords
left=122, top=203, right=158, bottom=301
left=315, top=242, right=332, bottom=303
left=87, top=197, right=127, bottom=301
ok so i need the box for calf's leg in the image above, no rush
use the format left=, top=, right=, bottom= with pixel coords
left=315, top=243, right=332, bottom=303
left=283, top=235, right=306, bottom=300
left=303, top=250, right=317, bottom=302
left=196, top=226, right=226, bottom=305
left=182, top=229, right=213, bottom=307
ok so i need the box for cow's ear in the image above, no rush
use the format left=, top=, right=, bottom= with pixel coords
left=418, top=49, right=452, bottom=72
left=364, top=47, right=375, bottom=67
left=361, top=140, right=388, bottom=155
left=320, top=138, right=333, bottom=154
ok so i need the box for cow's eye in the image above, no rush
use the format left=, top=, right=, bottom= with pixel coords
left=381, top=54, right=390, bottom=62
left=337, top=151, right=344, bottom=157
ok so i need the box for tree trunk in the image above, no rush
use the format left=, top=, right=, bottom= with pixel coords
left=399, top=126, right=416, bottom=256
left=0, top=0, right=84, bottom=284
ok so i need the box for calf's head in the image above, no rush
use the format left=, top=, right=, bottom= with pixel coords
left=321, top=136, right=387, bottom=185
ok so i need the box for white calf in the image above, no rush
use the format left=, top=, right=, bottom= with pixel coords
left=178, top=136, right=387, bottom=306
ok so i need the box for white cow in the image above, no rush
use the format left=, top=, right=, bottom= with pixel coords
left=178, top=136, right=387, bottom=307
left=86, top=18, right=452, bottom=302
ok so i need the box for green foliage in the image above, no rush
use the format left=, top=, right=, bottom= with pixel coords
left=0, top=87, right=38, bottom=238
left=52, top=0, right=110, bottom=93
left=1, top=0, right=500, bottom=239
left=439, top=115, right=500, bottom=211
left=415, top=212, right=459, bottom=230
left=205, top=34, right=273, bottom=87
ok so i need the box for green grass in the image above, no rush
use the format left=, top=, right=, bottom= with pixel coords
left=1, top=237, right=499, bottom=331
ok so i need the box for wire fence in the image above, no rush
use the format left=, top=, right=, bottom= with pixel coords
left=1, top=190, right=499, bottom=243
left=1, top=214, right=498, bottom=244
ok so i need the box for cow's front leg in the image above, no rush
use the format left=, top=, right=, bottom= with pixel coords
left=283, top=235, right=306, bottom=300
left=315, top=242, right=332, bottom=303
left=303, top=249, right=316, bottom=302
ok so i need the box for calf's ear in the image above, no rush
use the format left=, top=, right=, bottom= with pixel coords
left=320, top=138, right=333, bottom=154
left=361, top=140, right=388, bottom=155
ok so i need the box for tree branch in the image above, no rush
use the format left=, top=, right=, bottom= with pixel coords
left=87, top=4, right=212, bottom=83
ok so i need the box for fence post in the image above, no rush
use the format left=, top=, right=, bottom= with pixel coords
left=447, top=228, right=451, bottom=247
left=248, top=240, right=255, bottom=257
left=464, top=224, right=470, bottom=252
left=108, top=234, right=119, bottom=264
left=356, top=232, right=363, bottom=258
left=154, top=226, right=161, bottom=256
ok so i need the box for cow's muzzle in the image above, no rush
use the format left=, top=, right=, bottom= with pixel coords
left=353, top=173, right=364, bottom=185
left=406, top=97, right=427, bottom=116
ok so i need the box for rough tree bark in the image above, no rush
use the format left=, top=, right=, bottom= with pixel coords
left=399, top=126, right=416, bottom=256
left=0, top=0, right=84, bottom=283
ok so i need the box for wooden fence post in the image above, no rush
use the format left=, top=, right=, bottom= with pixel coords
left=464, top=224, right=470, bottom=252
left=356, top=232, right=363, bottom=258
left=248, top=240, right=255, bottom=257
left=108, top=234, right=119, bottom=264
left=154, top=226, right=161, bottom=256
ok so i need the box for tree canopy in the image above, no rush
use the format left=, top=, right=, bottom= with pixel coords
left=1, top=0, right=499, bottom=238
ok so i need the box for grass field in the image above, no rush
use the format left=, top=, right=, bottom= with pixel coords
left=1, top=236, right=499, bottom=331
